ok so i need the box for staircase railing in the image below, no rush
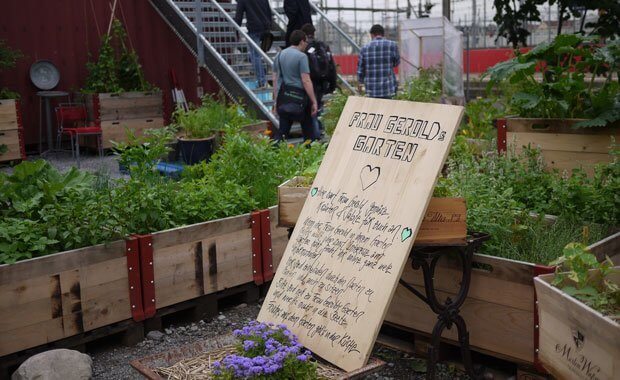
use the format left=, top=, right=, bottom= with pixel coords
left=149, top=0, right=279, bottom=127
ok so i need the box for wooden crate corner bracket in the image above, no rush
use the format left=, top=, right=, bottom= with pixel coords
left=260, top=209, right=274, bottom=282
left=251, top=211, right=264, bottom=285
left=126, top=237, right=145, bottom=321
left=533, top=264, right=555, bottom=374
left=137, top=234, right=156, bottom=319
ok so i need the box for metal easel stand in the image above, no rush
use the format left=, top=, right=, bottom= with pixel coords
left=398, top=232, right=490, bottom=380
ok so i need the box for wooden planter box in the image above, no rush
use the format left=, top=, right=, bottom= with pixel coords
left=0, top=239, right=132, bottom=357
left=504, top=118, right=619, bottom=175
left=0, top=211, right=264, bottom=357
left=384, top=232, right=620, bottom=366
left=277, top=176, right=468, bottom=245
left=80, top=91, right=164, bottom=149
left=0, top=99, right=25, bottom=163
left=535, top=268, right=620, bottom=379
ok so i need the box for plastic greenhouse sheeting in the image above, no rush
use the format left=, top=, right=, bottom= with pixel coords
left=399, top=17, right=464, bottom=99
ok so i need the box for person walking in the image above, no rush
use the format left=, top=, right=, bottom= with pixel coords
left=284, top=0, right=312, bottom=47
left=234, top=0, right=272, bottom=87
left=301, top=23, right=337, bottom=135
left=357, top=24, right=400, bottom=99
left=273, top=30, right=319, bottom=142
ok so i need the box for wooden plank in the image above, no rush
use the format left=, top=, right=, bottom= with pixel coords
left=151, top=214, right=255, bottom=309
left=0, top=240, right=130, bottom=356
left=506, top=118, right=619, bottom=135
left=0, top=129, right=22, bottom=161
left=588, top=231, right=620, bottom=264
left=507, top=131, right=614, bottom=154
left=98, top=117, right=165, bottom=149
left=0, top=99, right=18, bottom=130
left=258, top=97, right=464, bottom=371
left=277, top=177, right=310, bottom=228
left=386, top=283, right=535, bottom=364
left=535, top=271, right=620, bottom=380
left=533, top=149, right=611, bottom=174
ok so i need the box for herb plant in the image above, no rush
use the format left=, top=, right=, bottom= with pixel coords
left=212, top=321, right=317, bottom=379
left=175, top=95, right=255, bottom=139
left=84, top=19, right=154, bottom=93
left=396, top=67, right=442, bottom=103
left=485, top=35, right=620, bottom=127
left=321, top=89, right=348, bottom=137
left=460, top=97, right=505, bottom=140
left=550, top=243, right=619, bottom=319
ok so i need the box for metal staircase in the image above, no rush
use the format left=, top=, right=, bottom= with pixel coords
left=149, top=0, right=360, bottom=131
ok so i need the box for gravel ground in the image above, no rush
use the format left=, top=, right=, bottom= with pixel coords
left=0, top=151, right=127, bottom=179
left=89, top=299, right=501, bottom=380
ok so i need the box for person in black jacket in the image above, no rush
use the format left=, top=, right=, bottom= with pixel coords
left=234, top=0, right=272, bottom=87
left=284, top=0, right=312, bottom=47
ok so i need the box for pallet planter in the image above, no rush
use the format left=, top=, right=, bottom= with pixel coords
left=0, top=99, right=25, bottom=163
left=500, top=118, right=619, bottom=175
left=535, top=268, right=620, bottom=380
left=384, top=231, right=620, bottom=366
left=0, top=210, right=273, bottom=358
left=80, top=91, right=164, bottom=149
left=0, top=239, right=132, bottom=357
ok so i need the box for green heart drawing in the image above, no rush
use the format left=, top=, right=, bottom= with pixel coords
left=401, top=227, right=412, bottom=242
left=310, top=187, right=318, bottom=197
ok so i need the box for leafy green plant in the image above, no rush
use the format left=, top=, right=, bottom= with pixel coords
left=396, top=67, right=442, bottom=103
left=0, top=39, right=22, bottom=100
left=112, top=126, right=177, bottom=177
left=0, top=144, right=7, bottom=156
left=485, top=35, right=620, bottom=126
left=174, top=95, right=255, bottom=139
left=84, top=19, right=154, bottom=93
left=321, top=89, right=348, bottom=137
left=461, top=97, right=505, bottom=140
left=436, top=140, right=618, bottom=263
left=550, top=243, right=619, bottom=318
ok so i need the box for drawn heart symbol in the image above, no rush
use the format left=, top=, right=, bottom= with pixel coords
left=401, top=227, right=413, bottom=242
left=360, top=165, right=381, bottom=191
left=310, top=187, right=318, bottom=197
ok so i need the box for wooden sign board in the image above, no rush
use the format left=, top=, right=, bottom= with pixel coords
left=258, top=96, right=464, bottom=371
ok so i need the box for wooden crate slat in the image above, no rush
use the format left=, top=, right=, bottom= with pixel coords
left=507, top=131, right=614, bottom=154
left=506, top=118, right=618, bottom=135
left=0, top=129, right=22, bottom=161
left=0, top=99, right=18, bottom=130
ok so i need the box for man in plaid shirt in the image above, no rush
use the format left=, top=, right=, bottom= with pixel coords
left=357, top=24, right=400, bottom=98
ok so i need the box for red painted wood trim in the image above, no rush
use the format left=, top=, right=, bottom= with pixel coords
left=533, top=264, right=555, bottom=374
left=496, top=118, right=507, bottom=153
left=126, top=237, right=145, bottom=321
left=14, top=99, right=26, bottom=160
left=260, top=209, right=274, bottom=282
left=251, top=211, right=264, bottom=285
left=138, top=234, right=156, bottom=319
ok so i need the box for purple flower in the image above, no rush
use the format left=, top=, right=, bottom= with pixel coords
left=297, top=354, right=308, bottom=362
left=243, top=340, right=257, bottom=351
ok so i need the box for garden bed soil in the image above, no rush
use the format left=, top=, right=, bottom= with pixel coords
left=504, top=118, right=619, bottom=175
left=0, top=98, right=25, bottom=163
left=535, top=267, right=620, bottom=380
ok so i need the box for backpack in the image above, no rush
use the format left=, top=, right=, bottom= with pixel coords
left=306, top=41, right=337, bottom=94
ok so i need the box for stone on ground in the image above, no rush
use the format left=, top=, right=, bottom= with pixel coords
left=12, top=349, right=92, bottom=380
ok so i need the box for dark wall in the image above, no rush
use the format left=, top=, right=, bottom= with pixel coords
left=0, top=0, right=219, bottom=149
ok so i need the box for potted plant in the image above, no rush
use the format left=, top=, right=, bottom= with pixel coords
left=0, top=39, right=25, bottom=163
left=174, top=95, right=256, bottom=165
left=535, top=243, right=619, bottom=379
left=485, top=35, right=620, bottom=174
left=80, top=19, right=162, bottom=149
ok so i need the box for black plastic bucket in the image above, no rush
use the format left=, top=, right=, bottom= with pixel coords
left=178, top=136, right=215, bottom=165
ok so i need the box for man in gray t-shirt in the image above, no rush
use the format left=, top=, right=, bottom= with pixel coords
left=273, top=30, right=319, bottom=141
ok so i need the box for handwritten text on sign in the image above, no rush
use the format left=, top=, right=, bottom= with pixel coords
left=258, top=97, right=464, bottom=371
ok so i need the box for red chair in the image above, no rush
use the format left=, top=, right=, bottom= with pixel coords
left=55, top=104, right=103, bottom=167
